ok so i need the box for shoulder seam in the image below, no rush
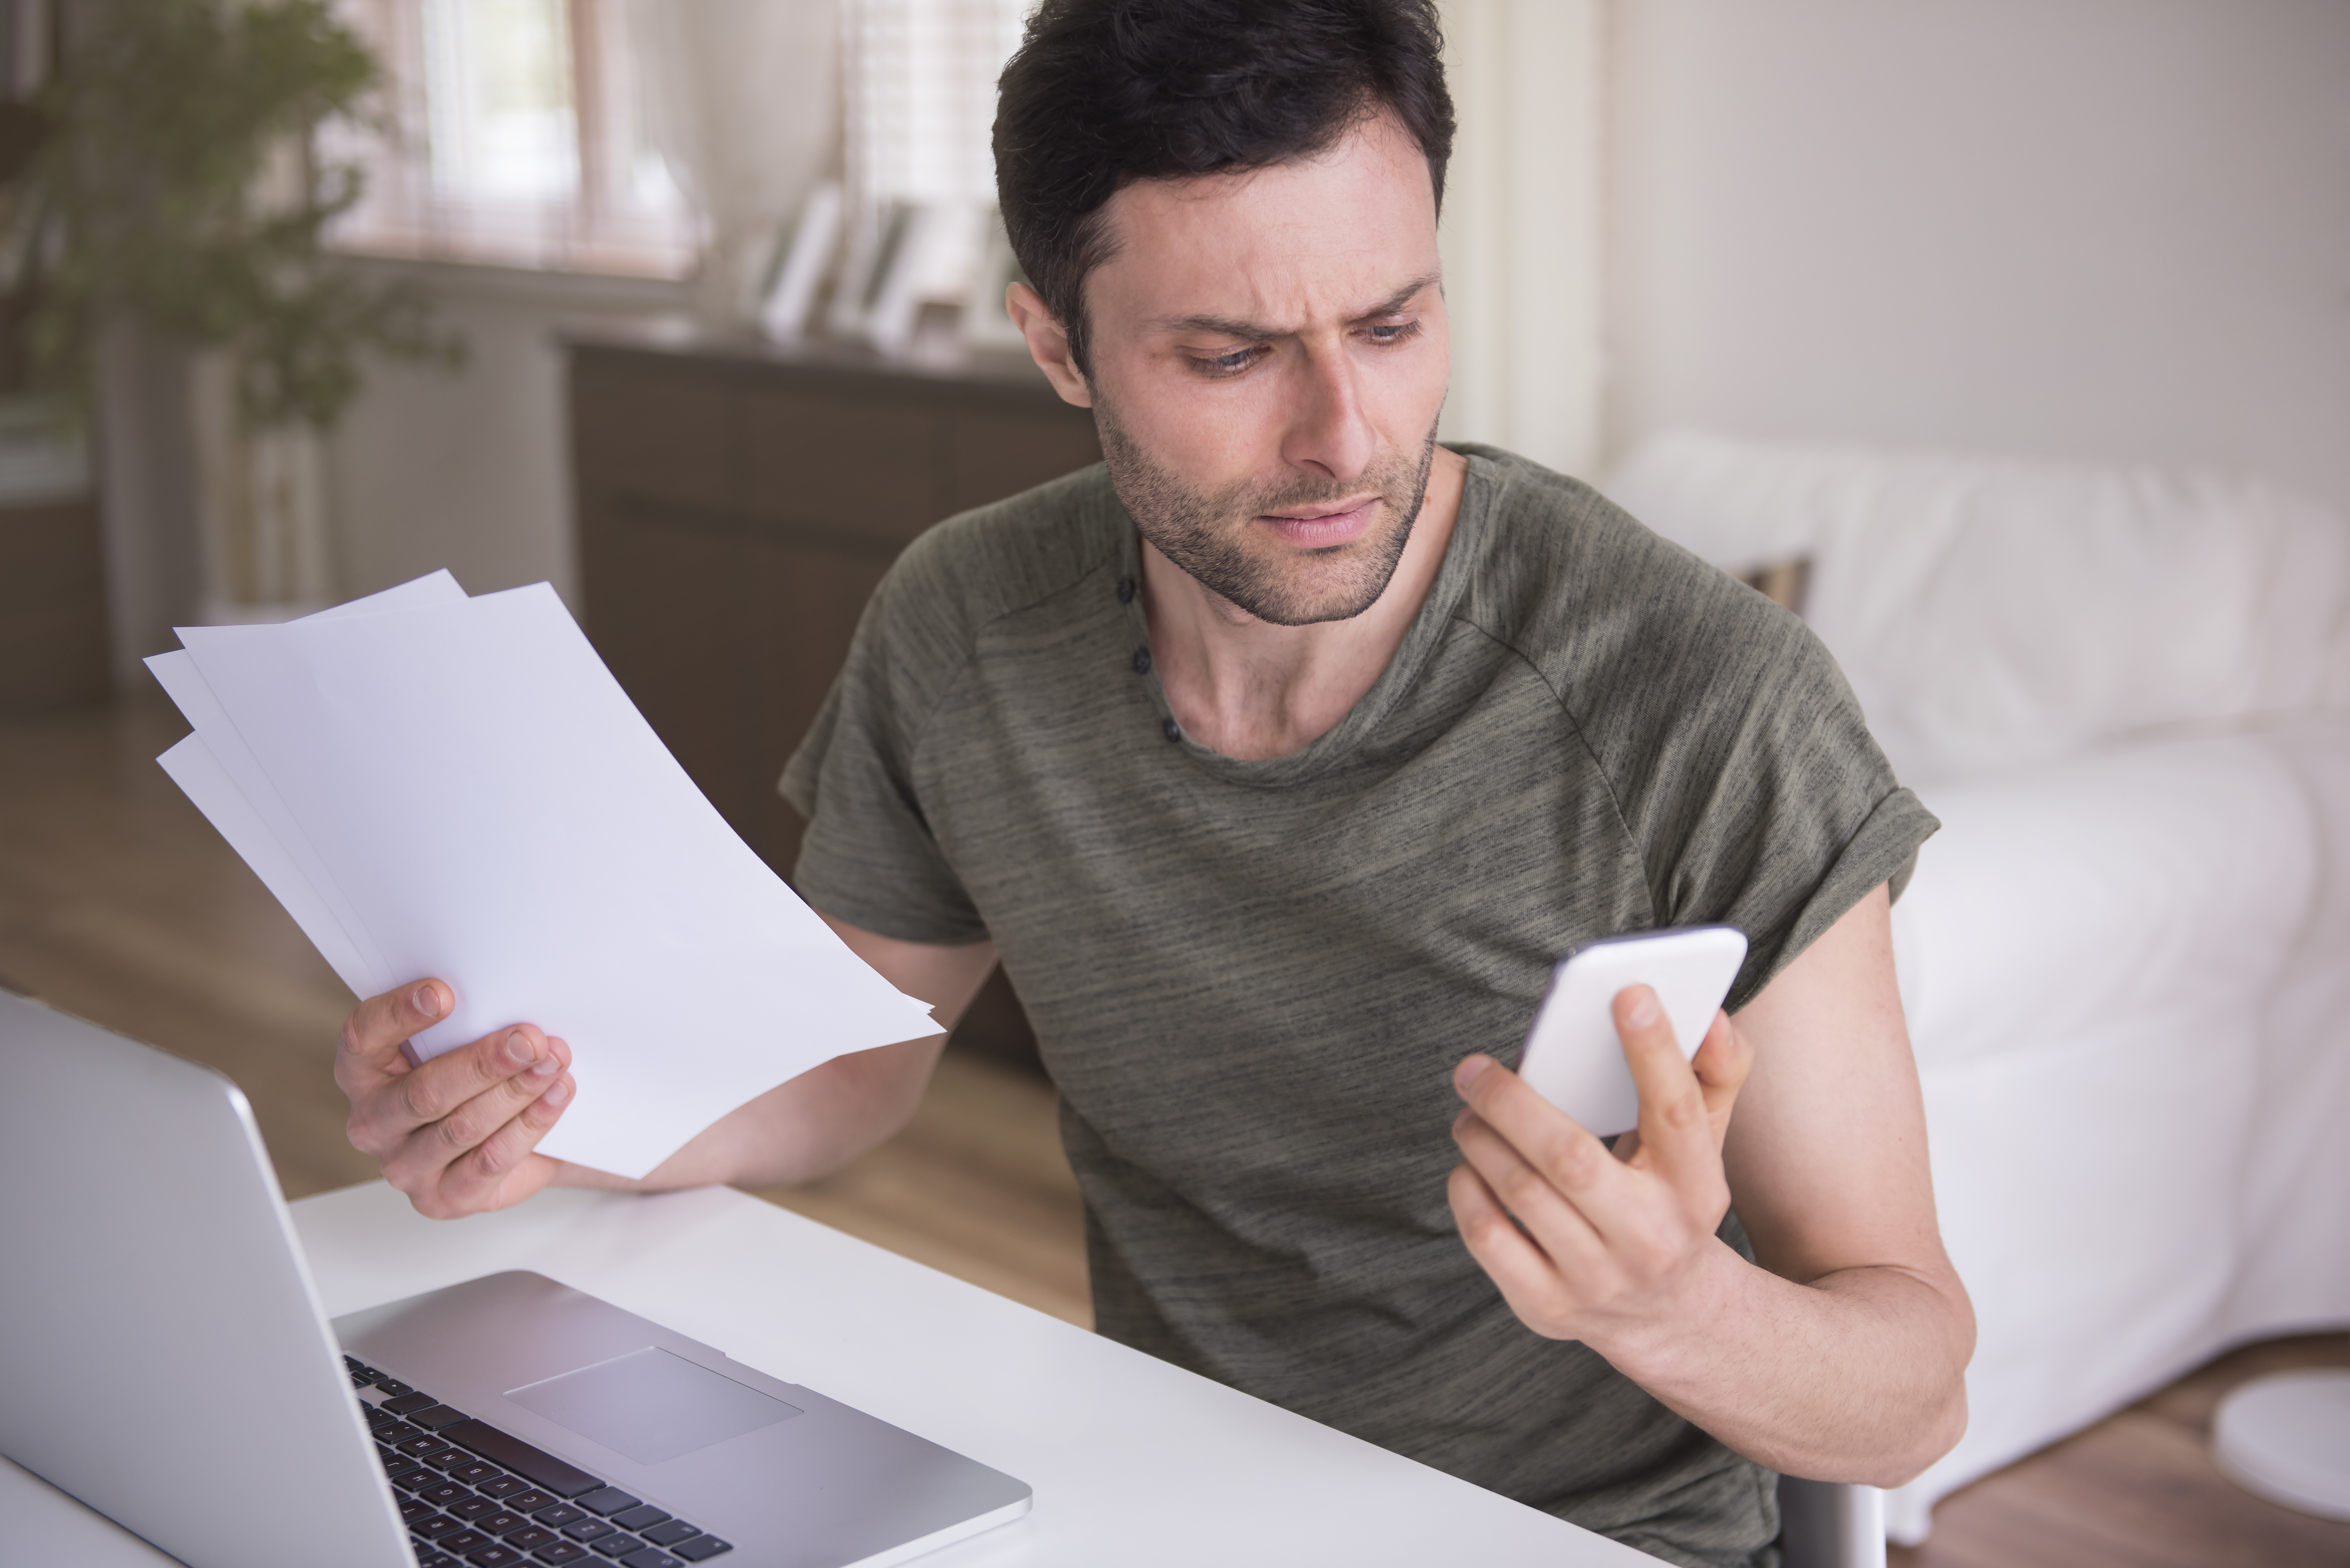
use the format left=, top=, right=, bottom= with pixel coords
left=1443, top=611, right=1662, bottom=928
left=900, top=528, right=1122, bottom=777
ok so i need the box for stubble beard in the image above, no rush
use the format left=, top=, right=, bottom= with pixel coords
left=1094, top=398, right=1441, bottom=627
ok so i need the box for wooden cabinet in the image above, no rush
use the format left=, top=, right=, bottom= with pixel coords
left=567, top=330, right=1100, bottom=1071
left=0, top=496, right=108, bottom=713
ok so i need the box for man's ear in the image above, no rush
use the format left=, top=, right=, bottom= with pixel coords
left=1007, top=282, right=1093, bottom=409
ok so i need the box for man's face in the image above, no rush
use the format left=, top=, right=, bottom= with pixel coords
left=1074, top=111, right=1451, bottom=626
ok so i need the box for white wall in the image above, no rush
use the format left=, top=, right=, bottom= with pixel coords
left=1437, top=0, right=1606, bottom=478
left=1606, top=0, right=2350, bottom=515
left=326, top=264, right=690, bottom=608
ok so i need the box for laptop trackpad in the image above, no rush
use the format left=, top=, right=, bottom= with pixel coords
left=507, top=1347, right=803, bottom=1466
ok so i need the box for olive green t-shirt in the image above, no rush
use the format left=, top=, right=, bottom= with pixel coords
left=780, top=446, right=1937, bottom=1568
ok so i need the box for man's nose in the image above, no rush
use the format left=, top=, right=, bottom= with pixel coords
left=1278, top=344, right=1379, bottom=484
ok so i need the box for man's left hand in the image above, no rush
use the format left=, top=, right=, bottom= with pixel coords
left=1447, top=986, right=1754, bottom=1344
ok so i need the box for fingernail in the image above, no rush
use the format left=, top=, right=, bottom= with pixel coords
left=504, top=1029, right=537, bottom=1067
left=1627, top=989, right=1661, bottom=1029
left=413, top=984, right=441, bottom=1020
left=527, top=1054, right=559, bottom=1079
left=1455, top=1055, right=1491, bottom=1092
left=543, top=1076, right=572, bottom=1107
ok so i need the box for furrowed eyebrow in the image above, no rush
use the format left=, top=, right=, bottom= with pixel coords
left=1151, top=273, right=1441, bottom=341
left=1355, top=274, right=1441, bottom=323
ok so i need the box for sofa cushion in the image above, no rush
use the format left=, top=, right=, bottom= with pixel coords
left=1888, top=730, right=2317, bottom=1073
left=1604, top=432, right=2350, bottom=782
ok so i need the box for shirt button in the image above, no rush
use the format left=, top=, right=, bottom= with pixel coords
left=1161, top=717, right=1181, bottom=743
left=1131, top=646, right=1152, bottom=675
left=1116, top=576, right=1136, bottom=603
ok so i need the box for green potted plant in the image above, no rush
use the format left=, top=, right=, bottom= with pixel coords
left=7, top=0, right=460, bottom=616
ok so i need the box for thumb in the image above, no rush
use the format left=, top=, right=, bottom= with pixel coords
left=1689, top=1010, right=1753, bottom=1151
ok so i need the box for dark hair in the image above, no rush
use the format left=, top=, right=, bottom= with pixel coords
left=993, top=0, right=1454, bottom=378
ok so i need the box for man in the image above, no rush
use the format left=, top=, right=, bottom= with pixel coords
left=333, top=3, right=1973, bottom=1563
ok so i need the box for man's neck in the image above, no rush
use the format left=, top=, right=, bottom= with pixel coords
left=1142, top=446, right=1469, bottom=761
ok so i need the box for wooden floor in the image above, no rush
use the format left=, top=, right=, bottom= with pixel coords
left=5, top=697, right=2344, bottom=1564
left=1890, top=1333, right=2350, bottom=1567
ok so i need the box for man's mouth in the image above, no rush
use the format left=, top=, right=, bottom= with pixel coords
left=1258, top=499, right=1380, bottom=550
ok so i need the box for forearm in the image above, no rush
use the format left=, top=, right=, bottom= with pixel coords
left=554, top=922, right=996, bottom=1195
left=551, top=1033, right=949, bottom=1194
left=1595, top=1241, right=1973, bottom=1487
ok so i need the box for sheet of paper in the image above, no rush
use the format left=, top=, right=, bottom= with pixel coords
left=158, top=734, right=379, bottom=996
left=174, top=582, right=939, bottom=1178
left=145, top=572, right=473, bottom=1000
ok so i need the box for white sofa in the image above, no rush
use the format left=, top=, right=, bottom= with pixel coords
left=1603, top=432, right=2350, bottom=1544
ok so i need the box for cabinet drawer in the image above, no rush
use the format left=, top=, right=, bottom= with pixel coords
left=946, top=404, right=1101, bottom=514
left=571, top=359, right=741, bottom=514
left=578, top=507, right=756, bottom=835
left=0, top=498, right=108, bottom=712
left=739, top=534, right=903, bottom=879
left=743, top=387, right=948, bottom=544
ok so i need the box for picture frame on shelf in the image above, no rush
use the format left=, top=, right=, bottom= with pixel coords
left=860, top=202, right=990, bottom=355
left=825, top=200, right=914, bottom=343
left=758, top=181, right=844, bottom=342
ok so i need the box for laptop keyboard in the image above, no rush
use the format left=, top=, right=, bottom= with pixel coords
left=347, top=1355, right=735, bottom=1568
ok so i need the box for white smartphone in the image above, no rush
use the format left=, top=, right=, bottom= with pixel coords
left=1514, top=925, right=1749, bottom=1137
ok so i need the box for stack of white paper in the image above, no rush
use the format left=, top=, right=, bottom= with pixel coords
left=147, top=571, right=941, bottom=1179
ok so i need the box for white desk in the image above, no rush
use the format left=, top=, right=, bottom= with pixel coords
left=17, top=1181, right=1650, bottom=1567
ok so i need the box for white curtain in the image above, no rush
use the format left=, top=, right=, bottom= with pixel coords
left=626, top=0, right=843, bottom=326
left=1436, top=0, right=1606, bottom=478
left=842, top=0, right=1025, bottom=212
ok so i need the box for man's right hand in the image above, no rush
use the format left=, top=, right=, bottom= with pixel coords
left=335, top=980, right=575, bottom=1219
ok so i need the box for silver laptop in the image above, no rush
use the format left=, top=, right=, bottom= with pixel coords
left=0, top=989, right=1031, bottom=1568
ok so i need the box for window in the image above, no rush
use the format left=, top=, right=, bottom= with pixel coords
left=844, top=0, right=1027, bottom=213
left=826, top=0, right=1029, bottom=346
left=329, top=0, right=697, bottom=277
left=327, top=0, right=1033, bottom=292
